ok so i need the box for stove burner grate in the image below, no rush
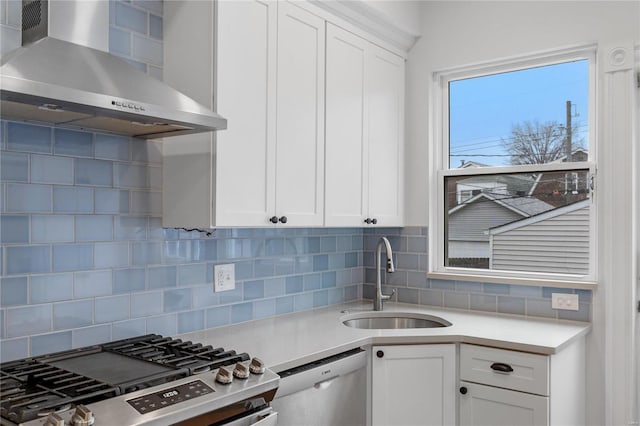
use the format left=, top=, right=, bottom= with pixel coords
left=0, top=334, right=251, bottom=424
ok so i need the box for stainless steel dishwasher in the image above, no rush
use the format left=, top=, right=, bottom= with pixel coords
left=271, top=348, right=368, bottom=426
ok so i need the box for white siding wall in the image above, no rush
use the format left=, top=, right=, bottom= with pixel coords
left=448, top=202, right=522, bottom=242
left=491, top=206, right=589, bottom=274
left=448, top=241, right=489, bottom=258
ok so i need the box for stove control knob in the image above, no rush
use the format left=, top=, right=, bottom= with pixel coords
left=43, top=412, right=65, bottom=426
left=215, top=367, right=233, bottom=384
left=249, top=357, right=266, bottom=374
left=71, top=405, right=95, bottom=426
left=233, top=362, right=250, bottom=379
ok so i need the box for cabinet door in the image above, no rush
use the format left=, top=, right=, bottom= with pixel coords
left=372, top=344, right=456, bottom=426
left=216, top=0, right=277, bottom=226
left=366, top=45, right=404, bottom=226
left=275, top=2, right=325, bottom=226
left=324, top=23, right=369, bottom=227
left=459, top=382, right=548, bottom=426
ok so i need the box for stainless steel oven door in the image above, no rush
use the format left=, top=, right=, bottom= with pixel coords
left=223, top=407, right=277, bottom=426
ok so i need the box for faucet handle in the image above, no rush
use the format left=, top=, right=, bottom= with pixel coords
left=381, top=288, right=396, bottom=301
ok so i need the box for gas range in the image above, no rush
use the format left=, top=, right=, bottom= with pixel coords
left=0, top=334, right=279, bottom=425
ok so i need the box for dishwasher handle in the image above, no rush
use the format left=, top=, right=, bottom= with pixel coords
left=275, top=348, right=367, bottom=398
left=313, top=375, right=340, bottom=390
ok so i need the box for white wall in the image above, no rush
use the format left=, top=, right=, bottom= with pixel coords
left=363, top=0, right=422, bottom=36
left=405, top=2, right=639, bottom=424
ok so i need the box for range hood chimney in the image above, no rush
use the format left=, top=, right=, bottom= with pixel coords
left=0, top=0, right=226, bottom=139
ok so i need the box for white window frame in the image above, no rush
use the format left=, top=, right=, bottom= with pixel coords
left=428, top=45, right=598, bottom=289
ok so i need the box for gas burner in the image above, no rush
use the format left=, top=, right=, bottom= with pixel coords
left=0, top=334, right=278, bottom=425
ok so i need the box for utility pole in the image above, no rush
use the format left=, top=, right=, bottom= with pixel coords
left=565, top=100, right=572, bottom=162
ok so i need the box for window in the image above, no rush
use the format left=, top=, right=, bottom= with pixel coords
left=430, top=46, right=596, bottom=287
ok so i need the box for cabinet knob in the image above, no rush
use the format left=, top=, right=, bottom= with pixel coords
left=371, top=218, right=378, bottom=225
left=279, top=216, right=287, bottom=224
left=269, top=216, right=278, bottom=224
left=459, top=386, right=468, bottom=395
left=490, top=362, right=514, bottom=373
left=376, top=350, right=384, bottom=358
left=364, top=218, right=374, bottom=224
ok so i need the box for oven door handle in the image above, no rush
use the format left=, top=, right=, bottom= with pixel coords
left=251, top=410, right=278, bottom=426
left=221, top=407, right=278, bottom=426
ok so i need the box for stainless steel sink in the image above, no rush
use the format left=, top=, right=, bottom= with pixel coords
left=341, top=312, right=451, bottom=329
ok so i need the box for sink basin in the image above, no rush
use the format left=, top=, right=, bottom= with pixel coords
left=341, top=312, right=451, bottom=329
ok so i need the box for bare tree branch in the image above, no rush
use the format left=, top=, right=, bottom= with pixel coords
left=501, top=120, right=582, bottom=165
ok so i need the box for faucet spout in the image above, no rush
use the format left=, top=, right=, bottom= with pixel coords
left=374, top=237, right=396, bottom=311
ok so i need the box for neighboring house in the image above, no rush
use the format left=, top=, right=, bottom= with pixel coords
left=447, top=192, right=554, bottom=260
left=488, top=199, right=590, bottom=275
left=447, top=166, right=537, bottom=211
left=447, top=150, right=589, bottom=266
left=529, top=149, right=591, bottom=207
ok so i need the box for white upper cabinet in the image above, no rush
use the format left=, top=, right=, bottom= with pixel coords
left=325, top=23, right=405, bottom=227
left=163, top=2, right=403, bottom=228
left=215, top=0, right=278, bottom=226
left=163, top=0, right=324, bottom=228
left=366, top=45, right=405, bottom=226
left=274, top=2, right=325, bottom=226
left=324, top=24, right=368, bottom=227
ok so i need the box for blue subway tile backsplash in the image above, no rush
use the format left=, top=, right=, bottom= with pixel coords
left=54, top=129, right=93, bottom=157
left=1, top=151, right=29, bottom=182
left=109, top=26, right=131, bottom=56
left=149, top=13, right=163, bottom=39
left=53, top=299, right=93, bottom=330
left=7, top=122, right=52, bottom=154
left=0, top=276, right=28, bottom=307
left=0, top=215, right=29, bottom=244
left=95, top=134, right=130, bottom=161
left=30, top=273, right=73, bottom=303
left=0, top=0, right=592, bottom=362
left=5, top=245, right=51, bottom=274
left=114, top=1, right=148, bottom=34
left=31, top=331, right=72, bottom=356
left=7, top=184, right=52, bottom=213
left=52, top=244, right=94, bottom=272
left=31, top=154, right=74, bottom=185
left=53, top=186, right=94, bottom=213
left=6, top=304, right=52, bottom=337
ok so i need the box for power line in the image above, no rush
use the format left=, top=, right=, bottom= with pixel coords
left=450, top=125, right=589, bottom=151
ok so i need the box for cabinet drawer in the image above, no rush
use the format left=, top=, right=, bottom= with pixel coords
left=460, top=344, right=549, bottom=396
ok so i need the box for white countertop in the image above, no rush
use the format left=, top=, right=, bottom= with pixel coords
left=178, top=302, right=591, bottom=372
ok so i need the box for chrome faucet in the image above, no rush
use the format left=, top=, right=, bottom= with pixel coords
left=374, top=237, right=396, bottom=311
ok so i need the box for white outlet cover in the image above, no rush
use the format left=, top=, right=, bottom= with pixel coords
left=551, top=293, right=579, bottom=311
left=214, top=264, right=235, bottom=292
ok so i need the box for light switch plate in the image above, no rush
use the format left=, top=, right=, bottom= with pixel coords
left=551, top=293, right=579, bottom=311
left=214, top=264, right=235, bottom=292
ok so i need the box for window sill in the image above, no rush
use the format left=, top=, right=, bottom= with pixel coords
left=426, top=271, right=597, bottom=290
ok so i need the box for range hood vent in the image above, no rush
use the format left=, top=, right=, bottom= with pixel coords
left=0, top=0, right=226, bottom=139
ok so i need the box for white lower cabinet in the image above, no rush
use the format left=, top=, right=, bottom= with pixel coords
left=459, top=382, right=548, bottom=426
left=371, top=344, right=456, bottom=426
left=459, top=340, right=586, bottom=426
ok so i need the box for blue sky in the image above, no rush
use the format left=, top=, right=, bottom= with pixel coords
left=448, top=60, right=589, bottom=168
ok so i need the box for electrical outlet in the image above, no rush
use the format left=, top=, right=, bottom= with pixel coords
left=214, top=264, right=235, bottom=292
left=551, top=293, right=579, bottom=311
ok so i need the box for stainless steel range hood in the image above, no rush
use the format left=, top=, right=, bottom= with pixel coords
left=0, top=0, right=226, bottom=139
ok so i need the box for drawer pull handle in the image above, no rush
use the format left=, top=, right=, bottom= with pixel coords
left=490, top=362, right=514, bottom=373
